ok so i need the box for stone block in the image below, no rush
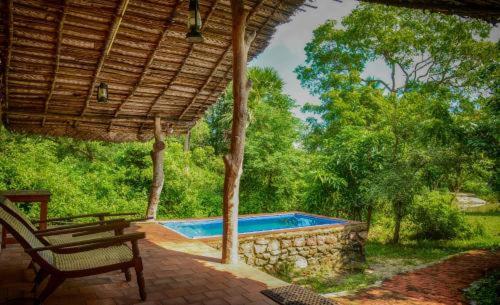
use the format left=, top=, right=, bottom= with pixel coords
left=267, top=239, right=280, bottom=252
left=294, top=256, right=308, bottom=269
left=306, top=236, right=317, bottom=246
left=325, top=234, right=337, bottom=244
left=281, top=239, right=292, bottom=248
left=269, top=256, right=279, bottom=264
left=299, top=250, right=310, bottom=257
left=254, top=244, right=267, bottom=254
left=293, top=237, right=305, bottom=247
left=316, top=235, right=326, bottom=245
left=270, top=250, right=281, bottom=256
left=240, top=242, right=253, bottom=254
left=255, top=238, right=269, bottom=245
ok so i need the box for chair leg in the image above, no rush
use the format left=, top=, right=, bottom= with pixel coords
left=32, top=269, right=49, bottom=293
left=36, top=275, right=64, bottom=305
left=135, top=266, right=146, bottom=301
left=122, top=268, right=131, bottom=282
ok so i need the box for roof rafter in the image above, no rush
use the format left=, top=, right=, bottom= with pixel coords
left=140, top=0, right=268, bottom=134
left=136, top=0, right=226, bottom=135
left=108, top=0, right=184, bottom=131
left=193, top=64, right=232, bottom=119
left=42, top=0, right=68, bottom=127
left=6, top=110, right=192, bottom=126
left=178, top=0, right=275, bottom=121
left=79, top=0, right=130, bottom=118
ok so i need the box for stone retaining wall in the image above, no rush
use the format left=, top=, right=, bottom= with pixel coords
left=206, top=222, right=368, bottom=272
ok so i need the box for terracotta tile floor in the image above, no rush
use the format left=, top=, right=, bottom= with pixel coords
left=0, top=223, right=285, bottom=305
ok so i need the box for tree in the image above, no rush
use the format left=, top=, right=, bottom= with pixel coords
left=296, top=3, right=497, bottom=242
left=206, top=67, right=306, bottom=213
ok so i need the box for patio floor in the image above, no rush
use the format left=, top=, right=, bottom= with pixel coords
left=0, top=223, right=285, bottom=305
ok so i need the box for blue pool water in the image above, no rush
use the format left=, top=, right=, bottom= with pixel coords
left=162, top=213, right=346, bottom=239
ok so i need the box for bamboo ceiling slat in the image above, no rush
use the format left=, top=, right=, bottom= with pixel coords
left=1, top=0, right=306, bottom=141
left=110, top=0, right=184, bottom=122
left=80, top=0, right=130, bottom=117
left=42, top=0, right=67, bottom=127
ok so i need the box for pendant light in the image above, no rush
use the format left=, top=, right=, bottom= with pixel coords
left=186, top=0, right=204, bottom=43
left=97, top=82, right=108, bottom=103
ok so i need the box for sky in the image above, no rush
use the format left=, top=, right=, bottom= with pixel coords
left=250, top=0, right=500, bottom=120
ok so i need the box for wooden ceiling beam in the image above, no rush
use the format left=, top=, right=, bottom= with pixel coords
left=178, top=46, right=231, bottom=119
left=42, top=0, right=68, bottom=127
left=6, top=110, right=192, bottom=126
left=108, top=0, right=184, bottom=131
left=136, top=0, right=225, bottom=135
left=79, top=0, right=130, bottom=117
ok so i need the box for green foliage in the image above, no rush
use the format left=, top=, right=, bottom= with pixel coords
left=0, top=4, right=497, bottom=255
left=295, top=3, right=498, bottom=242
left=0, top=67, right=305, bottom=220
left=206, top=67, right=307, bottom=214
left=0, top=126, right=224, bottom=220
left=409, top=190, right=472, bottom=240
left=464, top=271, right=500, bottom=305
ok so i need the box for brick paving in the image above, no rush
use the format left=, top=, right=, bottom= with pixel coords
left=333, top=250, right=500, bottom=305
left=0, top=223, right=285, bottom=305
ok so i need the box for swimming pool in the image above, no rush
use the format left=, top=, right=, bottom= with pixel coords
left=162, top=213, right=347, bottom=239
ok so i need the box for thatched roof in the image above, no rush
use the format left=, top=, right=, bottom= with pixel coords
left=1, top=0, right=497, bottom=143
left=363, top=0, right=500, bottom=23
left=0, top=0, right=305, bottom=142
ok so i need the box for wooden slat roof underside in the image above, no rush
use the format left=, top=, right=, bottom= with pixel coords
left=0, top=0, right=305, bottom=142
left=1, top=0, right=498, bottom=142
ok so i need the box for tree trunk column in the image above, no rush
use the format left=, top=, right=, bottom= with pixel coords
left=222, top=0, right=255, bottom=264
left=146, top=116, right=165, bottom=220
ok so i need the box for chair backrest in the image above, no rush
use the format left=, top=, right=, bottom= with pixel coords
left=0, top=196, right=53, bottom=265
left=1, top=197, right=38, bottom=231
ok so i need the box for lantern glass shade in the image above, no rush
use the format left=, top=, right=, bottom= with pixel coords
left=186, top=0, right=204, bottom=43
left=97, top=82, right=108, bottom=103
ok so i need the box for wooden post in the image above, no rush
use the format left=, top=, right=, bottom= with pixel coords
left=146, top=116, right=165, bottom=220
left=221, top=0, right=255, bottom=264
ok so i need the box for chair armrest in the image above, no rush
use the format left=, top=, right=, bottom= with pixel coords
left=33, top=212, right=111, bottom=224
left=106, top=212, right=139, bottom=217
left=28, top=232, right=146, bottom=253
left=36, top=219, right=128, bottom=233
left=35, top=222, right=128, bottom=237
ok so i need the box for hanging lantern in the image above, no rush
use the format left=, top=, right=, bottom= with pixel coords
left=186, top=0, right=204, bottom=43
left=97, top=82, right=108, bottom=103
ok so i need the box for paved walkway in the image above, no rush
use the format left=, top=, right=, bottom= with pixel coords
left=333, top=250, right=500, bottom=305
left=0, top=223, right=285, bottom=305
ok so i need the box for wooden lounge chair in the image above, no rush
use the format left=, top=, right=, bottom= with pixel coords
left=0, top=196, right=147, bottom=304
left=1, top=196, right=136, bottom=245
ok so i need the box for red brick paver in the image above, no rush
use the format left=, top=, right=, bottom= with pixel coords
left=0, top=223, right=283, bottom=305
left=334, top=250, right=500, bottom=305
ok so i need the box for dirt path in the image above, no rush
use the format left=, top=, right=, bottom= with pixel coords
left=333, top=250, right=500, bottom=305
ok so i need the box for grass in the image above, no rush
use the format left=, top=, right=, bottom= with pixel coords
left=284, top=206, right=500, bottom=294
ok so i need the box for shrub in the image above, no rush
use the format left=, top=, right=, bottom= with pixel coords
left=464, top=270, right=500, bottom=305
left=410, top=190, right=473, bottom=240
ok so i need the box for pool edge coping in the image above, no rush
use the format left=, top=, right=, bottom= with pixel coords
left=157, top=211, right=366, bottom=241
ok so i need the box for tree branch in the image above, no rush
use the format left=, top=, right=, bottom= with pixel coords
left=363, top=78, right=392, bottom=91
